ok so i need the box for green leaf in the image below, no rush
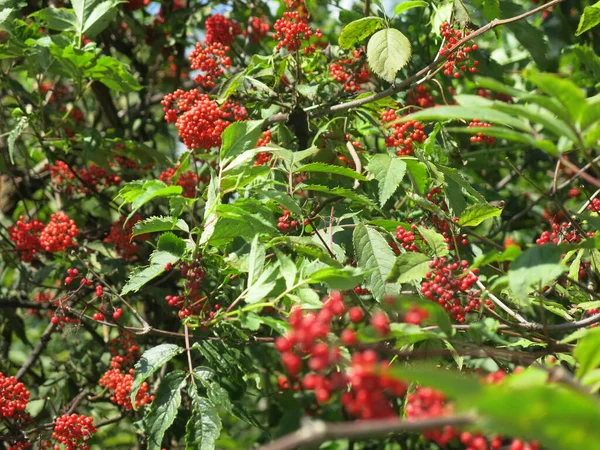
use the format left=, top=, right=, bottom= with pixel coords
left=353, top=224, right=396, bottom=300
left=145, top=371, right=187, bottom=450
left=394, top=1, right=428, bottom=15
left=308, top=266, right=369, bottom=290
left=367, top=154, right=407, bottom=207
left=400, top=105, right=531, bottom=132
left=390, top=363, right=482, bottom=400
left=8, top=116, right=28, bottom=164
left=86, top=56, right=142, bottom=92
left=158, top=232, right=187, bottom=258
left=296, top=162, right=367, bottom=181
left=576, top=1, right=600, bottom=36
left=186, top=384, right=222, bottom=450
left=121, top=250, right=180, bottom=295
left=417, top=226, right=449, bottom=257
left=131, top=344, right=184, bottom=409
left=366, top=28, right=412, bottom=83
left=524, top=70, right=587, bottom=122
left=275, top=249, right=297, bottom=290
left=118, top=180, right=182, bottom=221
left=0, top=8, right=13, bottom=25
left=474, top=383, right=600, bottom=450
left=31, top=8, right=77, bottom=31
left=248, top=235, right=266, bottom=286
left=132, top=216, right=189, bottom=237
left=458, top=203, right=503, bottom=227
left=387, top=252, right=431, bottom=283
left=508, top=244, right=567, bottom=301
left=82, top=0, right=119, bottom=36
left=339, top=17, right=385, bottom=50
left=574, top=327, right=600, bottom=379
left=453, top=0, right=470, bottom=25
left=297, top=184, right=374, bottom=206
left=246, top=265, right=279, bottom=304
left=220, top=120, right=263, bottom=162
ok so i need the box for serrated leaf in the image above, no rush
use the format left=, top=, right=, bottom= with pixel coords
left=458, top=203, right=503, bottom=227
left=297, top=184, right=374, bottom=206
left=132, top=216, right=189, bottom=237
left=246, top=265, right=279, bottom=304
left=131, top=345, right=184, bottom=409
left=367, top=154, right=407, bottom=207
left=186, top=384, right=222, bottom=450
left=121, top=250, right=180, bottom=295
left=353, top=224, right=396, bottom=300
left=31, top=8, right=77, bottom=31
left=339, top=17, right=385, bottom=49
left=296, top=162, right=367, bottom=180
left=274, top=249, right=297, bottom=290
left=145, top=370, right=186, bottom=450
left=417, top=226, right=449, bottom=257
left=220, top=120, right=263, bottom=162
left=576, top=1, right=600, bottom=36
left=86, top=56, right=142, bottom=92
left=508, top=244, right=567, bottom=301
left=118, top=180, right=182, bottom=221
left=387, top=252, right=431, bottom=283
left=394, top=1, right=428, bottom=15
left=367, top=28, right=412, bottom=83
left=158, top=232, right=187, bottom=257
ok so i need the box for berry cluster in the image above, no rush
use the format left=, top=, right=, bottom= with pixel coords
left=39, top=212, right=79, bottom=252
left=588, top=198, right=600, bottom=213
left=0, top=372, right=31, bottom=422
left=468, top=119, right=495, bottom=145
left=536, top=222, right=582, bottom=245
left=104, top=215, right=148, bottom=260
left=406, top=386, right=457, bottom=444
left=248, top=16, right=270, bottom=44
left=407, top=85, right=435, bottom=109
left=98, top=368, right=153, bottom=410
left=8, top=216, right=45, bottom=262
left=329, top=50, right=370, bottom=93
left=204, top=14, right=241, bottom=45
left=341, top=350, right=407, bottom=419
left=10, top=213, right=79, bottom=259
left=273, top=11, right=316, bottom=53
left=277, top=208, right=301, bottom=232
left=53, top=414, right=97, bottom=450
left=407, top=374, right=539, bottom=450
left=420, top=258, right=490, bottom=322
left=40, top=81, right=68, bottom=103
left=404, top=305, right=429, bottom=325
left=426, top=187, right=469, bottom=250
left=439, top=22, right=479, bottom=78
left=395, top=225, right=419, bottom=252
left=159, top=167, right=199, bottom=198
left=188, top=41, right=232, bottom=89
left=48, top=161, right=121, bottom=196
left=165, top=257, right=207, bottom=318
left=381, top=110, right=427, bottom=156
left=162, top=89, right=246, bottom=150
left=254, top=130, right=273, bottom=166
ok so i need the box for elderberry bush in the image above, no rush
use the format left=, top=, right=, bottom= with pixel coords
left=1, top=0, right=599, bottom=449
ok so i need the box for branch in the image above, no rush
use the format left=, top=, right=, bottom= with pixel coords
left=257, top=415, right=475, bottom=450
left=15, top=321, right=56, bottom=381
left=317, top=0, right=565, bottom=116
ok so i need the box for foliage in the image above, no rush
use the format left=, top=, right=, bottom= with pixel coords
left=0, top=0, right=599, bottom=449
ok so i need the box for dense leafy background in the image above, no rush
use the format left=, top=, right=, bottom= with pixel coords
left=1, top=0, right=599, bottom=449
